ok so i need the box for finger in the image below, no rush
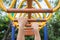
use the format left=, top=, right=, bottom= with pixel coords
left=32, top=23, right=39, bottom=29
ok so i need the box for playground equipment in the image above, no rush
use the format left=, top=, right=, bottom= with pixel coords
left=0, top=0, right=60, bottom=40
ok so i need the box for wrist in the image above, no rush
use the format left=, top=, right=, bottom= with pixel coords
left=33, top=29, right=39, bottom=33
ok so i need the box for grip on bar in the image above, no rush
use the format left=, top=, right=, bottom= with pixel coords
left=25, top=24, right=41, bottom=27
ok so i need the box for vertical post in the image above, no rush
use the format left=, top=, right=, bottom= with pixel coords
left=12, top=26, right=15, bottom=40
left=27, top=0, right=33, bottom=24
left=27, top=0, right=33, bottom=8
left=43, top=25, right=48, bottom=40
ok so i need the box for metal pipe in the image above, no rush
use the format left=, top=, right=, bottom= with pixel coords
left=7, top=8, right=53, bottom=13
left=44, top=25, right=48, bottom=40
left=14, top=19, right=46, bottom=22
left=11, top=26, right=15, bottom=40
left=16, top=24, right=41, bottom=27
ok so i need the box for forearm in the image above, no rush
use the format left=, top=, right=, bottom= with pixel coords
left=16, top=17, right=27, bottom=40
left=34, top=30, right=41, bottom=40
left=17, top=26, right=25, bottom=40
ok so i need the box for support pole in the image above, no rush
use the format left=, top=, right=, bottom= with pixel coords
left=11, top=26, right=15, bottom=40
left=43, top=25, right=48, bottom=40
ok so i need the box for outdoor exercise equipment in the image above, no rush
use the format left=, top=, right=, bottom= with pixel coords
left=0, top=0, right=60, bottom=40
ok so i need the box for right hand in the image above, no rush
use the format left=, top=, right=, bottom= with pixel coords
left=32, top=23, right=39, bottom=30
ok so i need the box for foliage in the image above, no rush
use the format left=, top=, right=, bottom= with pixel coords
left=47, top=9, right=60, bottom=40
left=0, top=14, right=10, bottom=40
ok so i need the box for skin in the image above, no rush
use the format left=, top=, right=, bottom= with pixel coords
left=17, top=17, right=41, bottom=40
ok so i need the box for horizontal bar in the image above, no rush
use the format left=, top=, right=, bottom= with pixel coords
left=24, top=28, right=34, bottom=36
left=25, top=24, right=32, bottom=27
left=7, top=8, right=53, bottom=13
left=17, top=24, right=41, bottom=27
left=24, top=27, right=33, bottom=30
left=14, top=19, right=46, bottom=22
left=23, top=24, right=41, bottom=27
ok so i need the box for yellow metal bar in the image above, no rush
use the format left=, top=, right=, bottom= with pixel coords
left=14, top=13, right=17, bottom=18
left=0, top=0, right=7, bottom=11
left=34, top=0, right=41, bottom=8
left=53, top=0, right=60, bottom=12
left=8, top=0, right=16, bottom=20
left=0, top=0, right=16, bottom=20
left=34, top=0, right=42, bottom=19
left=9, top=0, right=16, bottom=8
left=18, top=0, right=26, bottom=8
left=44, top=0, right=52, bottom=20
left=18, top=0, right=26, bottom=17
left=39, top=0, right=53, bottom=29
left=34, top=0, right=47, bottom=29
left=8, top=14, right=14, bottom=20
left=44, top=0, right=51, bottom=8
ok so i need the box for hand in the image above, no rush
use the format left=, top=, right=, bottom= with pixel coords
left=32, top=23, right=39, bottom=30
left=17, top=17, right=27, bottom=29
